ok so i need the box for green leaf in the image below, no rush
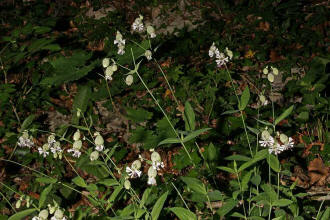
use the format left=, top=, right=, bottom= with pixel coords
left=321, top=207, right=330, bottom=220
left=238, top=149, right=268, bottom=172
left=8, top=208, right=37, bottom=220
left=72, top=85, right=91, bottom=124
left=217, top=166, right=236, bottom=174
left=183, top=101, right=195, bottom=131
left=275, top=105, right=294, bottom=125
left=207, top=142, right=217, bottom=161
left=181, top=177, right=207, bottom=195
left=182, top=128, right=211, bottom=143
left=98, top=179, right=118, bottom=187
left=272, top=199, right=293, bottom=207
left=151, top=191, right=168, bottom=220
left=231, top=212, right=246, bottom=218
left=250, top=174, right=261, bottom=186
left=72, top=176, right=87, bottom=188
left=125, top=107, right=153, bottom=123
left=140, top=188, right=152, bottom=209
left=241, top=170, right=253, bottom=191
left=108, top=186, right=123, bottom=204
left=225, top=155, right=251, bottom=161
left=158, top=137, right=181, bottom=146
left=221, top=109, right=240, bottom=115
left=267, top=154, right=280, bottom=172
left=261, top=184, right=277, bottom=200
left=169, top=207, right=197, bottom=220
left=217, top=199, right=238, bottom=217
left=39, top=184, right=53, bottom=208
left=36, top=177, right=57, bottom=184
left=158, top=128, right=211, bottom=146
left=40, top=51, right=95, bottom=86
left=239, top=86, right=250, bottom=110
left=20, top=114, right=35, bottom=131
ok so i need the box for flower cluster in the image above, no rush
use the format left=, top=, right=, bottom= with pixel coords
left=259, top=129, right=294, bottom=155
left=147, top=151, right=164, bottom=186
left=67, top=130, right=82, bottom=158
left=132, top=15, right=144, bottom=32
left=38, top=134, right=62, bottom=159
left=17, top=131, right=34, bottom=148
left=209, top=42, right=233, bottom=68
left=263, top=66, right=279, bottom=83
left=15, top=195, right=32, bottom=209
left=89, top=132, right=105, bottom=161
left=102, top=58, right=118, bottom=81
left=114, top=31, right=126, bottom=55
left=32, top=201, right=67, bottom=220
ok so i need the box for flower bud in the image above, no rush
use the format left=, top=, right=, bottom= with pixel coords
left=271, top=67, right=279, bottom=75
left=105, top=66, right=114, bottom=76
left=124, top=180, right=131, bottom=190
left=259, top=95, right=266, bottom=104
left=267, top=73, right=274, bottom=82
left=95, top=135, right=104, bottom=146
left=42, top=143, right=50, bottom=151
left=261, top=130, right=270, bottom=140
left=73, top=130, right=81, bottom=141
left=111, top=64, right=118, bottom=72
left=125, top=75, right=133, bottom=86
left=73, top=140, right=82, bottom=150
left=131, top=160, right=141, bottom=170
left=15, top=200, right=21, bottom=209
left=90, top=151, right=99, bottom=161
left=102, top=58, right=110, bottom=68
left=54, top=209, right=64, bottom=219
left=263, top=67, right=268, bottom=75
left=280, top=133, right=289, bottom=144
left=148, top=166, right=157, bottom=178
left=48, top=204, right=56, bottom=214
left=48, top=135, right=55, bottom=144
left=38, top=209, right=49, bottom=219
left=151, top=151, right=161, bottom=162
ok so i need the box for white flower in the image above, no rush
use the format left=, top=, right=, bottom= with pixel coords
left=259, top=136, right=274, bottom=147
left=102, top=58, right=110, bottom=68
left=132, top=15, right=144, bottom=32
left=282, top=137, right=294, bottom=150
left=17, top=131, right=34, bottom=148
left=145, top=50, right=152, bottom=60
left=95, top=144, right=104, bottom=152
left=38, top=144, right=50, bottom=157
left=50, top=142, right=62, bottom=154
left=67, top=148, right=81, bottom=158
left=32, top=217, right=41, bottom=220
left=271, top=66, right=279, bottom=75
left=215, top=52, right=229, bottom=67
left=147, top=177, right=157, bottom=185
left=208, top=42, right=219, bottom=58
left=125, top=74, right=134, bottom=86
left=117, top=44, right=125, bottom=55
left=152, top=161, right=164, bottom=170
left=147, top=25, right=156, bottom=38
left=126, top=166, right=142, bottom=178
left=114, top=31, right=125, bottom=55
left=268, top=141, right=286, bottom=155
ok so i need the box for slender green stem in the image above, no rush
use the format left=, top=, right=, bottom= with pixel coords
left=154, top=59, right=180, bottom=106
left=236, top=171, right=247, bottom=219
left=316, top=199, right=325, bottom=220
left=130, top=49, right=195, bottom=166
left=105, top=80, right=116, bottom=111
left=0, top=189, right=17, bottom=213
left=171, top=182, right=190, bottom=210
left=0, top=182, right=39, bottom=211
left=224, top=64, right=253, bottom=157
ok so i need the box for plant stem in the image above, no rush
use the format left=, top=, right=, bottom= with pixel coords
left=131, top=49, right=195, bottom=166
